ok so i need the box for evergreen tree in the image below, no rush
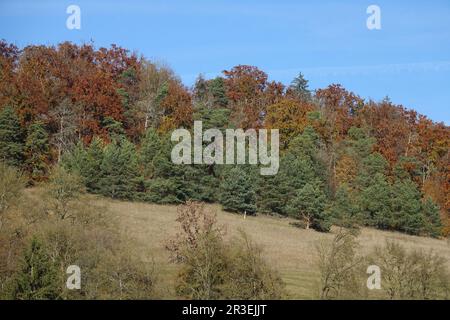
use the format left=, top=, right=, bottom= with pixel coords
left=391, top=179, right=425, bottom=235
left=0, top=106, right=24, bottom=167
left=98, top=137, right=140, bottom=199
left=193, top=107, right=231, bottom=130
left=62, top=138, right=104, bottom=193
left=103, top=116, right=126, bottom=139
left=356, top=152, right=388, bottom=189
left=359, top=173, right=393, bottom=229
left=208, top=77, right=228, bottom=108
left=327, top=184, right=359, bottom=228
left=346, top=127, right=375, bottom=160
left=140, top=127, right=161, bottom=178
left=84, top=137, right=105, bottom=192
left=257, top=153, right=317, bottom=216
left=285, top=182, right=330, bottom=231
left=289, top=73, right=311, bottom=101
left=220, top=166, right=256, bottom=214
left=144, top=136, right=187, bottom=203
left=422, top=198, right=442, bottom=237
left=11, top=237, right=60, bottom=300
left=257, top=126, right=327, bottom=216
left=287, top=126, right=326, bottom=180
left=256, top=174, right=288, bottom=214
left=24, top=121, right=50, bottom=181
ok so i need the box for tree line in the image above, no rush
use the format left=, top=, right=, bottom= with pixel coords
left=0, top=40, right=448, bottom=237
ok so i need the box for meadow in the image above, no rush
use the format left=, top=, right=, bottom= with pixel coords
left=93, top=194, right=450, bottom=299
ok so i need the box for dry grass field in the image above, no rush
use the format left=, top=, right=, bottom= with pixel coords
left=87, top=197, right=450, bottom=299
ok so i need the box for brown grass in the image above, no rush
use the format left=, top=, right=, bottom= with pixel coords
left=90, top=198, right=450, bottom=299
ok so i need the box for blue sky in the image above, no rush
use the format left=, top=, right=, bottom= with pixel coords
left=1, top=0, right=449, bottom=124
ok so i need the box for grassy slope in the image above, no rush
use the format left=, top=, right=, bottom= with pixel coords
left=91, top=197, right=450, bottom=299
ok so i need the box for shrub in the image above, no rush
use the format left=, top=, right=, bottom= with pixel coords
left=167, top=201, right=285, bottom=299
left=370, top=241, right=450, bottom=299
left=222, top=231, right=285, bottom=299
left=316, top=228, right=365, bottom=299
left=0, top=162, right=26, bottom=226
left=10, top=237, right=61, bottom=300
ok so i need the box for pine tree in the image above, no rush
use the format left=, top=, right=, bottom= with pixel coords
left=359, top=173, right=393, bottom=229
left=62, top=138, right=104, bottom=193
left=220, top=166, right=256, bottom=214
left=193, top=107, right=231, bottom=130
left=98, top=137, right=140, bottom=199
left=422, top=198, right=442, bottom=237
left=208, top=77, right=228, bottom=108
left=144, top=136, right=187, bottom=203
left=346, top=126, right=375, bottom=160
left=0, top=106, right=24, bottom=167
left=327, top=184, right=359, bottom=228
left=256, top=174, right=287, bottom=214
left=24, top=121, right=50, bottom=181
left=103, top=116, right=126, bottom=139
left=256, top=126, right=328, bottom=216
left=140, top=127, right=161, bottom=178
left=84, top=137, right=104, bottom=192
left=285, top=182, right=330, bottom=231
left=11, top=237, right=60, bottom=300
left=356, top=152, right=388, bottom=189
left=391, top=179, right=424, bottom=235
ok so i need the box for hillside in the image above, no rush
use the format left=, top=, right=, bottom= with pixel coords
left=95, top=195, right=450, bottom=299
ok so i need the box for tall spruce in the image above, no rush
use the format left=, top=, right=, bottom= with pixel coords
left=391, top=178, right=425, bottom=235
left=140, top=127, right=161, bottom=179
left=359, top=173, right=393, bottom=229
left=327, top=184, right=359, bottom=228
left=220, top=166, right=257, bottom=214
left=98, top=137, right=140, bottom=199
left=289, top=73, right=312, bottom=101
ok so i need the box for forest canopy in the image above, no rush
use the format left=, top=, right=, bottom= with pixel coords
left=0, top=40, right=449, bottom=237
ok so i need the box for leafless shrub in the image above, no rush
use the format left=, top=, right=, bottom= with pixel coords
left=316, top=228, right=366, bottom=299
left=167, top=201, right=285, bottom=300
left=370, top=241, right=450, bottom=299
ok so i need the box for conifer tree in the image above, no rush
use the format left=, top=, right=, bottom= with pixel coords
left=0, top=106, right=24, bottom=167
left=98, top=137, right=140, bottom=199
left=359, top=173, right=393, bottom=229
left=220, top=166, right=256, bottom=214
left=356, top=152, right=388, bottom=190
left=140, top=127, right=161, bottom=178
left=288, top=73, right=311, bottom=102
left=256, top=174, right=287, bottom=214
left=24, top=121, right=50, bottom=181
left=84, top=137, right=105, bottom=192
left=286, top=182, right=330, bottom=231
left=208, top=77, right=228, bottom=108
left=11, top=237, right=60, bottom=300
left=391, top=179, right=425, bottom=235
left=327, top=184, right=359, bottom=228
left=422, top=198, right=442, bottom=237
